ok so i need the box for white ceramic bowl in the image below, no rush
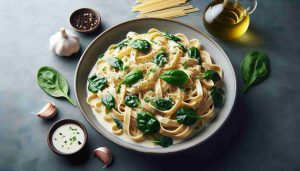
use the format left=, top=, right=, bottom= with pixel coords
left=75, top=18, right=237, bottom=154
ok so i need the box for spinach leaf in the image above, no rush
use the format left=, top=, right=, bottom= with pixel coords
left=203, top=70, right=221, bottom=83
left=188, top=47, right=202, bottom=64
left=210, top=86, right=225, bottom=108
left=241, top=51, right=270, bottom=93
left=113, top=117, right=123, bottom=129
left=88, top=74, right=108, bottom=93
left=136, top=111, right=160, bottom=135
left=98, top=53, right=104, bottom=59
left=121, top=70, right=143, bottom=86
left=150, top=97, right=174, bottom=111
left=129, top=39, right=151, bottom=53
left=177, top=42, right=187, bottom=53
left=176, top=107, right=201, bottom=125
left=117, top=39, right=129, bottom=49
left=107, top=57, right=123, bottom=70
left=37, top=66, right=76, bottom=106
left=101, top=93, right=115, bottom=110
left=160, top=69, right=189, bottom=86
left=152, top=136, right=173, bottom=147
left=153, top=52, right=168, bottom=67
left=163, top=32, right=181, bottom=42
left=124, top=95, right=140, bottom=108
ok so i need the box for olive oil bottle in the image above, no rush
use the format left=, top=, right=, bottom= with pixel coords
left=203, top=0, right=257, bottom=40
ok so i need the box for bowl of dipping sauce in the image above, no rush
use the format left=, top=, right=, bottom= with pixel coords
left=69, top=8, right=101, bottom=33
left=48, top=119, right=88, bottom=155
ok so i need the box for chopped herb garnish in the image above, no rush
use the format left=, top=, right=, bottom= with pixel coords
left=78, top=141, right=82, bottom=145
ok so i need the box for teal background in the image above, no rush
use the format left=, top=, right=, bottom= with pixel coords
left=0, top=0, right=299, bottom=170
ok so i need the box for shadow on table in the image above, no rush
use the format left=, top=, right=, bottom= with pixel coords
left=133, top=92, right=249, bottom=170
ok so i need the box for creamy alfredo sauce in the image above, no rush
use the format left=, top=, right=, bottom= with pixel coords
left=52, top=123, right=85, bottom=154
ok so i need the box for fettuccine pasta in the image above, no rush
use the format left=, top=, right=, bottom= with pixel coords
left=86, top=29, right=225, bottom=147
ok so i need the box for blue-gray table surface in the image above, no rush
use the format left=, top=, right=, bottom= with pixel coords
left=0, top=0, right=299, bottom=170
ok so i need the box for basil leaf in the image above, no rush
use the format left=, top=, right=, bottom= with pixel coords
left=203, top=70, right=221, bottom=83
left=113, top=117, right=123, bottom=129
left=117, top=39, right=129, bottom=49
left=136, top=111, right=160, bottom=135
left=121, top=70, right=143, bottom=86
left=176, top=107, right=201, bottom=125
left=163, top=32, right=181, bottom=42
left=101, top=93, right=115, bottom=110
left=107, top=57, right=123, bottom=70
left=241, top=51, right=270, bottom=93
left=88, top=74, right=108, bottom=93
left=160, top=69, right=189, bottom=86
left=150, top=97, right=174, bottom=111
left=37, top=66, right=76, bottom=106
left=129, top=39, right=151, bottom=53
left=124, top=95, right=140, bottom=108
left=152, top=136, right=173, bottom=147
left=210, top=86, right=225, bottom=108
left=98, top=53, right=104, bottom=59
left=188, top=47, right=202, bottom=64
left=153, top=52, right=168, bottom=67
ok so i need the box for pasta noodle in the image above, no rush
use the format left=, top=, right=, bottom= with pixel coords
left=86, top=29, right=224, bottom=147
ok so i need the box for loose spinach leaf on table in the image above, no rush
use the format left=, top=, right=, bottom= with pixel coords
left=107, top=57, right=124, bottom=70
left=101, top=93, right=115, bottom=111
left=37, top=66, right=76, bottom=106
left=176, top=107, right=201, bottom=125
left=160, top=69, right=189, bottom=86
left=188, top=47, right=202, bottom=64
left=121, top=70, right=143, bottom=86
left=124, top=95, right=140, bottom=108
left=241, top=50, right=270, bottom=93
left=136, top=111, right=160, bottom=135
left=203, top=70, right=221, bottom=83
left=150, top=97, right=175, bottom=111
left=153, top=52, right=168, bottom=67
left=129, top=39, right=151, bottom=53
left=88, top=74, right=108, bottom=93
left=113, top=117, right=123, bottom=129
left=163, top=32, right=181, bottom=42
left=210, top=86, right=225, bottom=108
left=152, top=136, right=173, bottom=147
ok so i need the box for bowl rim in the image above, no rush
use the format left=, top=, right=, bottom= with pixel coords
left=47, top=119, right=88, bottom=156
left=74, top=17, right=237, bottom=154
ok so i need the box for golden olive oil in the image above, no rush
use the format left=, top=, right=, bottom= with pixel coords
left=203, top=0, right=250, bottom=40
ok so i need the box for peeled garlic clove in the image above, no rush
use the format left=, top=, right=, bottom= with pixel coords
left=93, top=147, right=113, bottom=168
left=37, top=102, right=57, bottom=119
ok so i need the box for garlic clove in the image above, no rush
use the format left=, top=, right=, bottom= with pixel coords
left=93, top=147, right=113, bottom=168
left=37, top=102, right=57, bottom=119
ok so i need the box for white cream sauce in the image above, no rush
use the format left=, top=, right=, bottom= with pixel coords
left=52, top=123, right=85, bottom=154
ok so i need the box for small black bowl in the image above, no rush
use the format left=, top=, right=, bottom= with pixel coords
left=47, top=119, right=88, bottom=156
left=69, top=8, right=101, bottom=33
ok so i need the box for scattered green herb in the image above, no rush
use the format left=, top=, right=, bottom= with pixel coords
left=124, top=95, right=140, bottom=108
left=210, top=86, right=225, bottom=108
left=121, top=70, right=143, bottom=86
left=107, top=57, right=124, bottom=70
left=150, top=97, right=174, bottom=111
left=182, top=61, right=189, bottom=69
left=117, top=39, right=129, bottom=49
left=136, top=111, right=160, bottom=135
left=153, top=52, right=168, bottom=67
left=152, top=136, right=173, bottom=147
left=188, top=47, right=202, bottom=64
left=163, top=32, right=181, bottom=42
left=160, top=69, right=189, bottom=86
left=241, top=51, right=270, bottom=93
left=101, top=93, right=115, bottom=111
left=87, top=74, right=108, bottom=93
left=177, top=42, right=187, bottom=52
left=176, top=107, right=201, bottom=125
left=129, top=39, right=151, bottom=53
left=113, top=117, right=123, bottom=129
left=36, top=66, right=76, bottom=106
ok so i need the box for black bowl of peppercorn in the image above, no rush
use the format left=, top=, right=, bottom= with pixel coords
left=70, top=8, right=101, bottom=33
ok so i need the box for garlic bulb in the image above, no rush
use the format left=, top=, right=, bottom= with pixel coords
left=49, top=28, right=80, bottom=57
